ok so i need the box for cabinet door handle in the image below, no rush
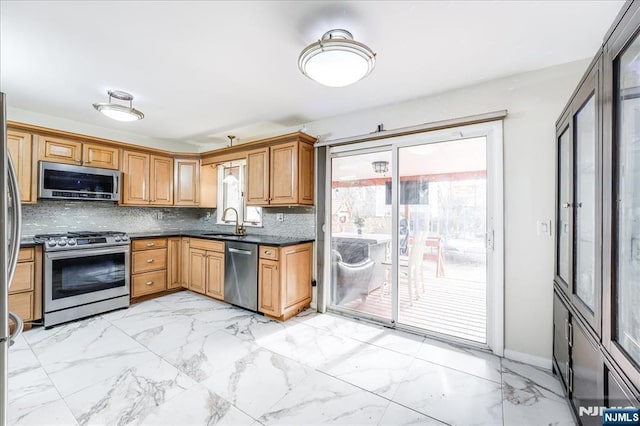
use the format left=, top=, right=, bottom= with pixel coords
left=145, top=281, right=154, bottom=286
left=562, top=202, right=572, bottom=208
left=264, top=250, right=272, bottom=255
left=567, top=322, right=573, bottom=347
left=146, top=259, right=154, bottom=263
left=146, top=243, right=155, bottom=247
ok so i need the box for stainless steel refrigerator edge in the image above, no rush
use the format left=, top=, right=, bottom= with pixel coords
left=1, top=92, right=24, bottom=424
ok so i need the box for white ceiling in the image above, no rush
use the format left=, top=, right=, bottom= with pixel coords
left=0, top=1, right=625, bottom=150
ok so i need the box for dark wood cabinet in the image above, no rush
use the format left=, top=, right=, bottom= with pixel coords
left=553, top=291, right=571, bottom=391
left=571, top=320, right=603, bottom=426
left=554, top=2, right=640, bottom=422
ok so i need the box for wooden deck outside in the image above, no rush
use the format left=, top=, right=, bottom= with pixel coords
left=338, top=272, right=487, bottom=343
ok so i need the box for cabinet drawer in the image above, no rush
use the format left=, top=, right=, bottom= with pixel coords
left=132, top=238, right=168, bottom=251
left=132, top=270, right=167, bottom=297
left=132, top=248, right=167, bottom=273
left=190, top=238, right=225, bottom=252
left=18, top=247, right=35, bottom=262
left=9, top=292, right=33, bottom=322
left=259, top=245, right=279, bottom=260
left=9, top=262, right=34, bottom=293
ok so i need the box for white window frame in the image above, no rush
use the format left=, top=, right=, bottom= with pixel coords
left=216, top=160, right=263, bottom=227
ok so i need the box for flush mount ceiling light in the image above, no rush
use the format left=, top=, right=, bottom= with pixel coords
left=298, top=29, right=376, bottom=87
left=372, top=160, right=389, bottom=173
left=93, top=90, right=144, bottom=122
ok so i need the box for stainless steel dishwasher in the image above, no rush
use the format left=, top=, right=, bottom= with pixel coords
left=224, top=241, right=258, bottom=311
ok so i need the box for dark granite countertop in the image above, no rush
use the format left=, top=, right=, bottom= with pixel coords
left=20, top=230, right=314, bottom=248
left=20, top=237, right=39, bottom=247
left=128, top=230, right=314, bottom=247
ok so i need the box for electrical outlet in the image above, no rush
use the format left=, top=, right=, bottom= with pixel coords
left=204, top=212, right=211, bottom=221
left=276, top=213, right=284, bottom=222
left=157, top=211, right=163, bottom=220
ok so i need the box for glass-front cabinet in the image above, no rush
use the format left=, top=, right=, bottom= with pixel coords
left=554, top=62, right=601, bottom=335
left=554, top=1, right=640, bottom=418
left=604, top=6, right=640, bottom=387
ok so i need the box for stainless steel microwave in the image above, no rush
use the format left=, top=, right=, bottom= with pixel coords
left=39, top=161, right=120, bottom=201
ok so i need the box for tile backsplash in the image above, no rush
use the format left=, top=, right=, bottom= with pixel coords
left=20, top=200, right=315, bottom=239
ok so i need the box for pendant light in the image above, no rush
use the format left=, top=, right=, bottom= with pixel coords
left=93, top=90, right=144, bottom=122
left=298, top=29, right=376, bottom=87
left=372, top=160, right=389, bottom=173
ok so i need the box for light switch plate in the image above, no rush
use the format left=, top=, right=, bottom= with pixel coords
left=537, top=220, right=552, bottom=236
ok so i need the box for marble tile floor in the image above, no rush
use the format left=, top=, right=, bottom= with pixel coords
left=7, top=291, right=575, bottom=425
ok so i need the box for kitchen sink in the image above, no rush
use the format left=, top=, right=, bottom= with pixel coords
left=200, top=233, right=241, bottom=238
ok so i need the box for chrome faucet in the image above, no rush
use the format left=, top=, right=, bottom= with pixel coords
left=222, top=207, right=246, bottom=236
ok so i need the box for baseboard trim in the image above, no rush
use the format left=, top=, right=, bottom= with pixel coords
left=504, top=349, right=552, bottom=370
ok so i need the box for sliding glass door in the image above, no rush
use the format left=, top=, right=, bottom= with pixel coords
left=330, top=149, right=392, bottom=320
left=327, top=121, right=501, bottom=349
left=396, top=138, right=487, bottom=343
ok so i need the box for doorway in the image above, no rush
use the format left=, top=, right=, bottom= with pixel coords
left=326, top=121, right=503, bottom=352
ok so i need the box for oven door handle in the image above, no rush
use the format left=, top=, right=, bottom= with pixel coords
left=46, top=245, right=129, bottom=259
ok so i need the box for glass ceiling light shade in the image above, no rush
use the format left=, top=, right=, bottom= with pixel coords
left=93, top=90, right=144, bottom=122
left=298, top=29, right=376, bottom=87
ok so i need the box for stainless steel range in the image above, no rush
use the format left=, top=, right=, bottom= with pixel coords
left=34, top=231, right=130, bottom=327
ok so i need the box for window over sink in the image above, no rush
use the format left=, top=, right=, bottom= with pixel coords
left=216, top=159, right=262, bottom=227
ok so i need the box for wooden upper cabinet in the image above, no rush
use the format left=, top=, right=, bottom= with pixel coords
left=150, top=155, right=174, bottom=205
left=270, top=142, right=298, bottom=205
left=299, top=142, right=314, bottom=205
left=246, top=137, right=315, bottom=207
left=122, top=150, right=149, bottom=205
left=121, top=151, right=173, bottom=206
left=83, top=143, right=119, bottom=169
left=200, top=164, right=217, bottom=208
left=246, top=148, right=270, bottom=205
left=174, top=158, right=199, bottom=206
left=39, top=135, right=120, bottom=170
left=39, top=135, right=82, bottom=165
left=7, top=130, right=37, bottom=203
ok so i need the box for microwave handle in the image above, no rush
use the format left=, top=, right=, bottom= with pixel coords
left=115, top=175, right=119, bottom=194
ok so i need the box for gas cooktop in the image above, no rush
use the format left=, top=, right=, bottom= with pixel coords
left=34, top=231, right=129, bottom=251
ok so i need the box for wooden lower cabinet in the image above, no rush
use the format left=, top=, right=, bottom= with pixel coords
left=205, top=252, right=224, bottom=299
left=167, top=237, right=181, bottom=289
left=258, top=259, right=280, bottom=316
left=181, top=237, right=190, bottom=288
left=188, top=248, right=207, bottom=294
left=131, top=238, right=168, bottom=298
left=8, top=246, right=42, bottom=327
left=132, top=270, right=167, bottom=298
left=258, top=242, right=312, bottom=321
left=188, top=238, right=225, bottom=300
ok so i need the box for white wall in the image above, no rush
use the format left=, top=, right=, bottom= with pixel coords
left=301, top=59, right=590, bottom=361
